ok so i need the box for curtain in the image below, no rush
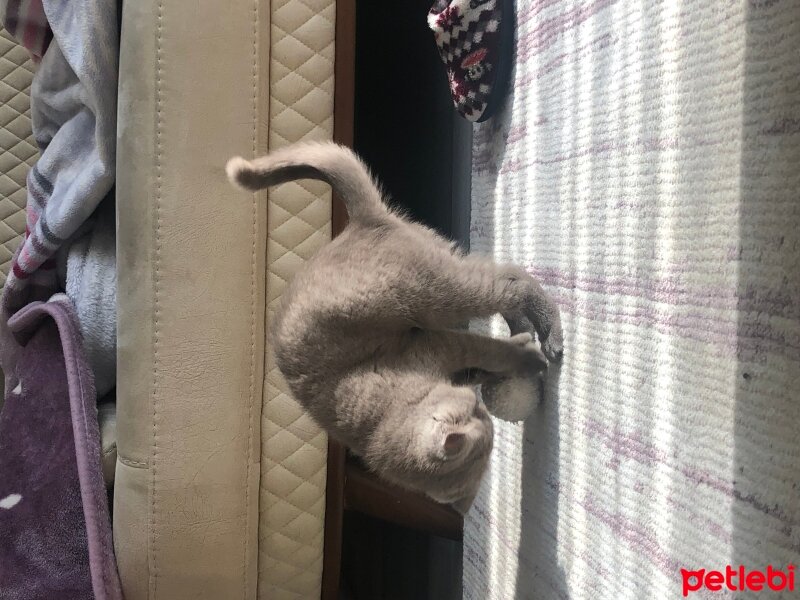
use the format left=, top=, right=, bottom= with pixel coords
left=464, top=1, right=800, bottom=598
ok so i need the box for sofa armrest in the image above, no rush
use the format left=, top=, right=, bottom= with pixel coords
left=114, top=1, right=267, bottom=598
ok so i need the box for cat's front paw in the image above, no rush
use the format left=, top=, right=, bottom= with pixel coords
left=542, top=334, right=563, bottom=363
left=508, top=332, right=548, bottom=372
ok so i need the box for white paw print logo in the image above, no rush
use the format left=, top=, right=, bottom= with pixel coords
left=0, top=494, right=22, bottom=509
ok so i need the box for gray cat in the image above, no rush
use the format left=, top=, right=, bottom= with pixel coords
left=227, top=142, right=563, bottom=512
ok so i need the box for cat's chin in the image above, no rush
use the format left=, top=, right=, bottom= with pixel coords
left=450, top=494, right=478, bottom=516
left=426, top=491, right=478, bottom=516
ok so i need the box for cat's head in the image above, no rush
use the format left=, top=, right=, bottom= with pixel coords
left=366, top=383, right=494, bottom=514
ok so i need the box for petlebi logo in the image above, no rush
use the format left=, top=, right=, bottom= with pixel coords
left=681, top=565, right=796, bottom=597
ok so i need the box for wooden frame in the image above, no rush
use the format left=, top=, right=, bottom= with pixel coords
left=321, top=2, right=464, bottom=596
left=320, top=0, right=355, bottom=597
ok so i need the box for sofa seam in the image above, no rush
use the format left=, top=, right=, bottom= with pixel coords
left=117, top=455, right=148, bottom=469
left=244, top=0, right=259, bottom=598
left=150, top=0, right=165, bottom=596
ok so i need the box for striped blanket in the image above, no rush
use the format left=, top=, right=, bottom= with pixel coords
left=0, top=0, right=119, bottom=399
left=464, top=1, right=800, bottom=599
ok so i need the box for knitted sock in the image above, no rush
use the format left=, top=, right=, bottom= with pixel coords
left=428, top=0, right=515, bottom=122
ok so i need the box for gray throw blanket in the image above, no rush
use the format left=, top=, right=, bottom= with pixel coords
left=2, top=0, right=118, bottom=399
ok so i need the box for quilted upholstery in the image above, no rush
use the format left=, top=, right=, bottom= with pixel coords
left=259, top=1, right=335, bottom=597
left=0, top=28, right=36, bottom=285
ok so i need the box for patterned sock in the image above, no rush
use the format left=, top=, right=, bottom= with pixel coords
left=428, top=0, right=515, bottom=122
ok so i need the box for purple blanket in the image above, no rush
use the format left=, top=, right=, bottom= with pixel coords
left=0, top=295, right=122, bottom=599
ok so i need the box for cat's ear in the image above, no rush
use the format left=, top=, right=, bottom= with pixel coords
left=443, top=431, right=467, bottom=457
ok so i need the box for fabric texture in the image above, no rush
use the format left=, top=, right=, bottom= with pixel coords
left=5, top=0, right=117, bottom=295
left=0, top=295, right=122, bottom=600
left=62, top=197, right=116, bottom=399
left=0, top=0, right=51, bottom=62
left=464, top=1, right=800, bottom=599
left=259, top=0, right=335, bottom=597
left=428, top=0, right=511, bottom=122
left=2, top=0, right=119, bottom=398
left=0, top=28, right=37, bottom=285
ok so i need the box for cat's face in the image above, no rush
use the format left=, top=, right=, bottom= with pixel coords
left=371, top=383, right=494, bottom=514
left=421, top=384, right=494, bottom=511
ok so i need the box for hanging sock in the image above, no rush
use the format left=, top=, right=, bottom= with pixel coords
left=428, top=0, right=516, bottom=122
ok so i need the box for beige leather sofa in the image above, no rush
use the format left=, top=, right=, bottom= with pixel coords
left=0, top=2, right=354, bottom=596
left=114, top=1, right=351, bottom=598
left=4, top=4, right=460, bottom=597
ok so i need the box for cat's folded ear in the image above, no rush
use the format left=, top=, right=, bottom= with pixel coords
left=436, top=422, right=481, bottom=461
left=444, top=432, right=467, bottom=457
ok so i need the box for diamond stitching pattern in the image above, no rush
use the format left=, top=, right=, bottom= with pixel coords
left=259, top=1, right=335, bottom=597
left=0, top=28, right=37, bottom=286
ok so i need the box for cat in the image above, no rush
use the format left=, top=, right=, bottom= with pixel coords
left=226, top=142, right=563, bottom=512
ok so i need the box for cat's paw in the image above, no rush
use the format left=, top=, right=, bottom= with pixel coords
left=507, top=332, right=546, bottom=370
left=541, top=323, right=564, bottom=363
left=522, top=344, right=548, bottom=372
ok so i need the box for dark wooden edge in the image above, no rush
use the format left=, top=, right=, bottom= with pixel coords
left=321, top=439, right=347, bottom=600
left=331, top=0, right=355, bottom=238
left=343, top=462, right=464, bottom=542
left=321, top=0, right=355, bottom=598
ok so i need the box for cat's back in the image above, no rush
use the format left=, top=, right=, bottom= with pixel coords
left=271, top=214, right=457, bottom=374
left=283, top=216, right=454, bottom=315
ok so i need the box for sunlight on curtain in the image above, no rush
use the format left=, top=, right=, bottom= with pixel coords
left=464, top=1, right=799, bottom=599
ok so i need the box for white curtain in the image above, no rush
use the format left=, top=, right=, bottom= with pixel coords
left=464, top=1, right=800, bottom=598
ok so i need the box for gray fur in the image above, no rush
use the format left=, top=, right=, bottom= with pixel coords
left=227, top=142, right=563, bottom=512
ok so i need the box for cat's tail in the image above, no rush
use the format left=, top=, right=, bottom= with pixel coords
left=226, top=141, right=387, bottom=223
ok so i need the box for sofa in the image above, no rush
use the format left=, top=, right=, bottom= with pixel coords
left=2, top=1, right=469, bottom=596
left=113, top=1, right=353, bottom=598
